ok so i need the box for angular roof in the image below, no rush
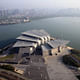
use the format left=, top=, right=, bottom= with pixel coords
left=39, top=29, right=50, bottom=36
left=22, top=29, right=50, bottom=39
left=13, top=41, right=37, bottom=48
left=16, top=35, right=40, bottom=43
left=48, top=40, right=69, bottom=48
left=13, top=30, right=69, bottom=50
left=41, top=43, right=53, bottom=51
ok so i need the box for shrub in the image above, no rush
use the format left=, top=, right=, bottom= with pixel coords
left=70, top=49, right=80, bottom=54
left=76, top=75, right=80, bottom=80
left=62, top=55, right=80, bottom=67
left=0, top=65, right=15, bottom=71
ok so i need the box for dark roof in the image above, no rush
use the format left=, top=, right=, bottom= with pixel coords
left=48, top=39, right=69, bottom=48
left=41, top=43, right=52, bottom=51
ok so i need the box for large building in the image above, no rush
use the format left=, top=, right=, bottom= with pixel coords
left=13, top=29, right=69, bottom=61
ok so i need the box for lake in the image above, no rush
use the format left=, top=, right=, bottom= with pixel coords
left=0, top=17, right=80, bottom=49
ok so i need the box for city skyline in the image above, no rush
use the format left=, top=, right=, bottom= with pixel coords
left=0, top=0, right=80, bottom=9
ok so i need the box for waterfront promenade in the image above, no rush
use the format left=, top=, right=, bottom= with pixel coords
left=44, top=49, right=78, bottom=80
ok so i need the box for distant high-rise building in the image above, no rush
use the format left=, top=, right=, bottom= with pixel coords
left=0, top=9, right=9, bottom=17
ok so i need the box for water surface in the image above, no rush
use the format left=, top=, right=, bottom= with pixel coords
left=0, top=17, right=80, bottom=49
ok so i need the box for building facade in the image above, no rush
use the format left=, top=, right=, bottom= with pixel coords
left=13, top=29, right=69, bottom=61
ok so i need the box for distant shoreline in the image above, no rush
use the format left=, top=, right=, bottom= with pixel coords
left=0, top=16, right=80, bottom=25
left=0, top=18, right=30, bottom=25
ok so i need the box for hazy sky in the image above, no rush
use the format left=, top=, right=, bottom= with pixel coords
left=0, top=0, right=80, bottom=9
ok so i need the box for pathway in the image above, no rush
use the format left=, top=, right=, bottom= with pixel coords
left=44, top=49, right=78, bottom=80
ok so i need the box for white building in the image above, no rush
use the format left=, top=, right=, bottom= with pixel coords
left=13, top=29, right=69, bottom=60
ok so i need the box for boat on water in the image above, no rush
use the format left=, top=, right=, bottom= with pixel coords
left=23, top=19, right=30, bottom=23
left=23, top=17, right=30, bottom=23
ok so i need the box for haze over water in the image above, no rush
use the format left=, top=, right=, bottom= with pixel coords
left=0, top=17, right=80, bottom=49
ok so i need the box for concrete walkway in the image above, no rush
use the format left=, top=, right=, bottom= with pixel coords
left=44, top=49, right=78, bottom=80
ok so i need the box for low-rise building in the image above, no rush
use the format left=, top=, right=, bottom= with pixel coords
left=12, top=29, right=69, bottom=61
